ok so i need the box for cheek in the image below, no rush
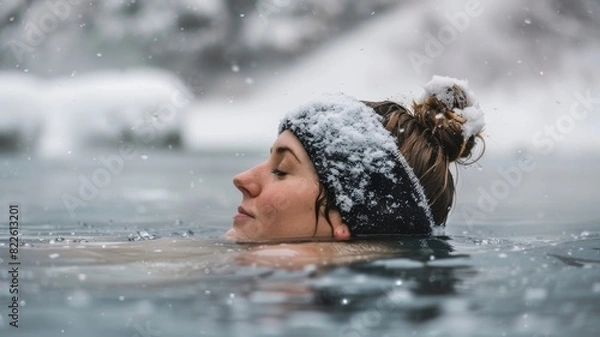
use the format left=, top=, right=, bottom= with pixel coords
left=260, top=181, right=318, bottom=223
left=261, top=191, right=293, bottom=222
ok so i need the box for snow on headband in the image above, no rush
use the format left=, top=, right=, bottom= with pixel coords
left=279, top=93, right=435, bottom=236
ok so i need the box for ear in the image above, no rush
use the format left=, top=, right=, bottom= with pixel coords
left=332, top=223, right=351, bottom=240
left=325, top=209, right=351, bottom=240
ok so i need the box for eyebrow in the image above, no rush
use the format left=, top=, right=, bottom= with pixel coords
left=270, top=146, right=301, bottom=163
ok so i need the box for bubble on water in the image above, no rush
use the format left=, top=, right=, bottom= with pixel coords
left=78, top=273, right=87, bottom=281
left=580, top=231, right=590, bottom=237
left=140, top=154, right=149, bottom=160
left=55, top=236, right=65, bottom=242
left=49, top=253, right=60, bottom=259
left=119, top=296, right=125, bottom=301
left=340, top=298, right=349, bottom=305
left=395, top=280, right=403, bottom=286
left=498, top=253, right=508, bottom=258
left=524, top=19, right=532, bottom=24
left=240, top=13, right=245, bottom=18
left=205, top=290, right=211, bottom=295
left=593, top=282, right=600, bottom=293
left=9, top=16, right=14, bottom=21
left=231, top=64, right=240, bottom=72
left=96, top=53, right=102, bottom=57
left=245, top=77, right=254, bottom=85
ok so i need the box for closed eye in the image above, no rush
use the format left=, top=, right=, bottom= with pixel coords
left=271, top=168, right=287, bottom=177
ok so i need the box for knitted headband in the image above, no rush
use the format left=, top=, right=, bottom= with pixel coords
left=279, top=93, right=435, bottom=236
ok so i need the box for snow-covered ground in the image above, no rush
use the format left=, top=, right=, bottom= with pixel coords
left=183, top=0, right=600, bottom=154
left=0, top=69, right=192, bottom=157
left=1, top=0, right=598, bottom=157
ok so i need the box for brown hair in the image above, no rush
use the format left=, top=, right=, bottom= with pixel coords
left=363, top=84, right=484, bottom=225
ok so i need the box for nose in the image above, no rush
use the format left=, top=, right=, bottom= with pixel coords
left=233, top=164, right=262, bottom=198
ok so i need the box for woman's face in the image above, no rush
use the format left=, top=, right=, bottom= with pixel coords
left=226, top=130, right=348, bottom=242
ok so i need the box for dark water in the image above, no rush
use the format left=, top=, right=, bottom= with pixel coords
left=1, top=150, right=599, bottom=337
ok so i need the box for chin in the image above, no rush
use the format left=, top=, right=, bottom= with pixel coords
left=224, top=228, right=239, bottom=241
left=224, top=228, right=254, bottom=243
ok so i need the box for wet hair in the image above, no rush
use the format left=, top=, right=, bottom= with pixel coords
left=363, top=84, right=484, bottom=225
left=313, top=183, right=338, bottom=236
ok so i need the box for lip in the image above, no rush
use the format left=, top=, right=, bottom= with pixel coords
left=235, top=205, right=254, bottom=219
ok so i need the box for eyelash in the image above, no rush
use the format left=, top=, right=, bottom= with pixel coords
left=271, top=168, right=287, bottom=177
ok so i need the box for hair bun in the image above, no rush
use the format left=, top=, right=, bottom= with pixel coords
left=415, top=75, right=485, bottom=162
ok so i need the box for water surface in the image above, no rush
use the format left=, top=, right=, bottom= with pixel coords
left=1, top=150, right=599, bottom=337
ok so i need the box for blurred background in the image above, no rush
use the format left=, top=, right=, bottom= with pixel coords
left=1, top=0, right=599, bottom=227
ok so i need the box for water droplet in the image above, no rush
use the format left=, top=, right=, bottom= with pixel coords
left=540, top=71, right=544, bottom=76
left=78, top=274, right=87, bottom=281
left=9, top=17, right=14, bottom=22
left=24, top=69, right=29, bottom=73
left=245, top=77, right=254, bottom=85
left=119, top=296, right=125, bottom=301
left=140, top=154, right=148, bottom=160
left=96, top=53, right=102, bottom=57
left=240, top=13, right=245, bottom=18
left=70, top=70, right=76, bottom=77
left=498, top=253, right=507, bottom=258
left=49, top=253, right=60, bottom=259
left=341, top=298, right=349, bottom=305
left=524, top=19, right=532, bottom=24
left=231, top=64, right=240, bottom=72
left=395, top=280, right=403, bottom=286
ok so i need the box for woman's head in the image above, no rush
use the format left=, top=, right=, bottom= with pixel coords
left=226, top=76, right=485, bottom=242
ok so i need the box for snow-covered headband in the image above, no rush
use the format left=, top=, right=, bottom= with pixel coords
left=279, top=93, right=435, bottom=236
